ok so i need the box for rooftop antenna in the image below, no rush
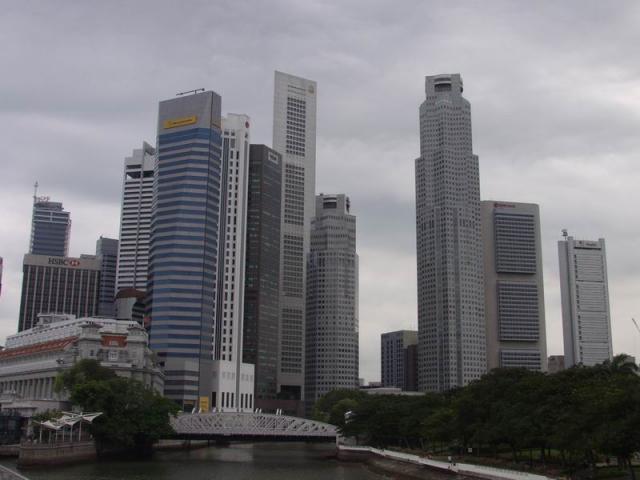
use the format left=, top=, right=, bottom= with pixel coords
left=33, top=181, right=39, bottom=204
left=176, top=88, right=205, bottom=97
left=562, top=228, right=568, bottom=239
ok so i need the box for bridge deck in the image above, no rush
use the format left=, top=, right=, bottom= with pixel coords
left=170, top=412, right=338, bottom=442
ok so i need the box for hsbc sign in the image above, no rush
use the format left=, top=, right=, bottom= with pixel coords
left=48, top=257, right=82, bottom=267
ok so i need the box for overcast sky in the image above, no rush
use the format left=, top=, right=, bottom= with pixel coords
left=1, top=1, right=639, bottom=382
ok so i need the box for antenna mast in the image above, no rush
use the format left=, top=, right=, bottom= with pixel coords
left=33, top=181, right=39, bottom=204
left=176, top=88, right=205, bottom=97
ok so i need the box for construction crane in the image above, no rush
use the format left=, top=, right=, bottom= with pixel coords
left=633, top=318, right=640, bottom=336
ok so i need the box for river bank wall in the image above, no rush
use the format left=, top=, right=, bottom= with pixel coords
left=337, top=445, right=555, bottom=480
left=18, top=441, right=96, bottom=467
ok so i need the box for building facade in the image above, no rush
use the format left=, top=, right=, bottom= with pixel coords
left=547, top=355, right=565, bottom=374
left=273, top=71, right=317, bottom=403
left=305, top=194, right=358, bottom=409
left=558, top=235, right=613, bottom=367
left=0, top=315, right=162, bottom=416
left=116, top=142, right=156, bottom=294
left=415, top=74, right=486, bottom=392
left=30, top=198, right=71, bottom=257
left=381, top=330, right=418, bottom=391
left=18, top=254, right=100, bottom=332
left=96, top=236, right=118, bottom=317
left=243, top=145, right=282, bottom=405
left=481, top=201, right=547, bottom=371
left=212, top=114, right=254, bottom=412
left=147, top=91, right=223, bottom=410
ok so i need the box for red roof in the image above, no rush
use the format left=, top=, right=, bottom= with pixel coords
left=0, top=337, right=77, bottom=359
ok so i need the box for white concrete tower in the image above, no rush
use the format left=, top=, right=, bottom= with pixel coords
left=116, top=142, right=155, bottom=294
left=482, top=201, right=547, bottom=371
left=212, top=114, right=254, bottom=412
left=558, top=235, right=613, bottom=367
left=415, top=74, right=486, bottom=392
left=272, top=71, right=317, bottom=404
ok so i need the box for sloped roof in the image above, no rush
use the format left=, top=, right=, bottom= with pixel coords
left=0, top=337, right=76, bottom=360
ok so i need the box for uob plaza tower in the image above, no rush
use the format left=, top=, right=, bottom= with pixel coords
left=415, top=74, right=486, bottom=392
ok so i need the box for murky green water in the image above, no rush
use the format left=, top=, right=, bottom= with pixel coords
left=1, top=443, right=387, bottom=480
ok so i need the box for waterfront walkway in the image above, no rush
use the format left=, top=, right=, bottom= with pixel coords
left=338, top=445, right=554, bottom=480
left=0, top=465, right=29, bottom=480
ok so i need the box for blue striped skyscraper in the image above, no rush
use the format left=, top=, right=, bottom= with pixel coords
left=147, top=91, right=223, bottom=411
left=30, top=198, right=71, bottom=257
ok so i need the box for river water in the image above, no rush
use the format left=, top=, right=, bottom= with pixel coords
left=1, top=443, right=387, bottom=480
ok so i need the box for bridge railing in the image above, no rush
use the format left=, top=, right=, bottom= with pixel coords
left=171, top=412, right=337, bottom=438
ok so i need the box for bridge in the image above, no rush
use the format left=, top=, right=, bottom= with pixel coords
left=170, top=412, right=338, bottom=442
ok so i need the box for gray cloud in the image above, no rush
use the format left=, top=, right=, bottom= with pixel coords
left=1, top=0, right=639, bottom=383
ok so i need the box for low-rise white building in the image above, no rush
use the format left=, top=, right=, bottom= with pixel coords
left=0, top=315, right=163, bottom=417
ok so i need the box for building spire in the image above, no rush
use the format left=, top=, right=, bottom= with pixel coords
left=33, top=181, right=39, bottom=204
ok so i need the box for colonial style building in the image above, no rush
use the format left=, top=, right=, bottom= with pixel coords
left=0, top=314, right=163, bottom=416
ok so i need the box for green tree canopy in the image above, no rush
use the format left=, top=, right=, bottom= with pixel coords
left=55, top=359, right=179, bottom=457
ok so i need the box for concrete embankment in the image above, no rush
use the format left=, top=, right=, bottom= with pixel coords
left=18, top=441, right=96, bottom=467
left=0, top=445, right=19, bottom=458
left=337, top=445, right=554, bottom=480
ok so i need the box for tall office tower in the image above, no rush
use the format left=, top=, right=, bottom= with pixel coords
left=116, top=142, right=156, bottom=294
left=272, top=71, right=317, bottom=402
left=481, top=201, right=547, bottom=371
left=147, top=91, right=223, bottom=411
left=96, top=236, right=119, bottom=317
left=381, top=330, right=418, bottom=391
left=30, top=197, right=71, bottom=257
left=243, top=145, right=282, bottom=406
left=415, top=74, right=486, bottom=392
left=305, top=194, right=358, bottom=409
left=558, top=235, right=612, bottom=367
left=18, top=254, right=101, bottom=331
left=211, top=114, right=254, bottom=412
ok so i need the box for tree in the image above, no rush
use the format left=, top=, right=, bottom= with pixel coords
left=55, top=359, right=117, bottom=394
left=56, top=359, right=179, bottom=457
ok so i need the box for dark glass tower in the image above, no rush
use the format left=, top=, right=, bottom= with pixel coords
left=147, top=91, right=223, bottom=410
left=30, top=199, right=71, bottom=257
left=96, top=236, right=118, bottom=317
left=243, top=145, right=282, bottom=404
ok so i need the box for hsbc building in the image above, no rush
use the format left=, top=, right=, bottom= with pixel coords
left=18, top=254, right=101, bottom=331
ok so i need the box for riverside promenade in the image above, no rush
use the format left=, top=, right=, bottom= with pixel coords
left=0, top=465, right=29, bottom=480
left=338, top=445, right=554, bottom=480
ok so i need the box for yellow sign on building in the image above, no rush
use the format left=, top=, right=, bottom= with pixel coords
left=163, top=115, right=198, bottom=129
left=198, top=396, right=210, bottom=412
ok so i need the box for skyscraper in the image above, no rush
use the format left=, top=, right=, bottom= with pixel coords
left=18, top=254, right=100, bottom=331
left=558, top=235, right=612, bottom=367
left=116, top=142, right=155, bottom=294
left=147, top=91, right=223, bottom=410
left=30, top=197, right=71, bottom=257
left=211, top=114, right=254, bottom=412
left=415, top=74, right=486, bottom=392
left=243, top=144, right=282, bottom=406
left=96, top=236, right=119, bottom=317
left=305, top=194, right=358, bottom=409
left=272, top=71, right=317, bottom=402
left=381, top=330, right=418, bottom=391
left=481, top=201, right=547, bottom=371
